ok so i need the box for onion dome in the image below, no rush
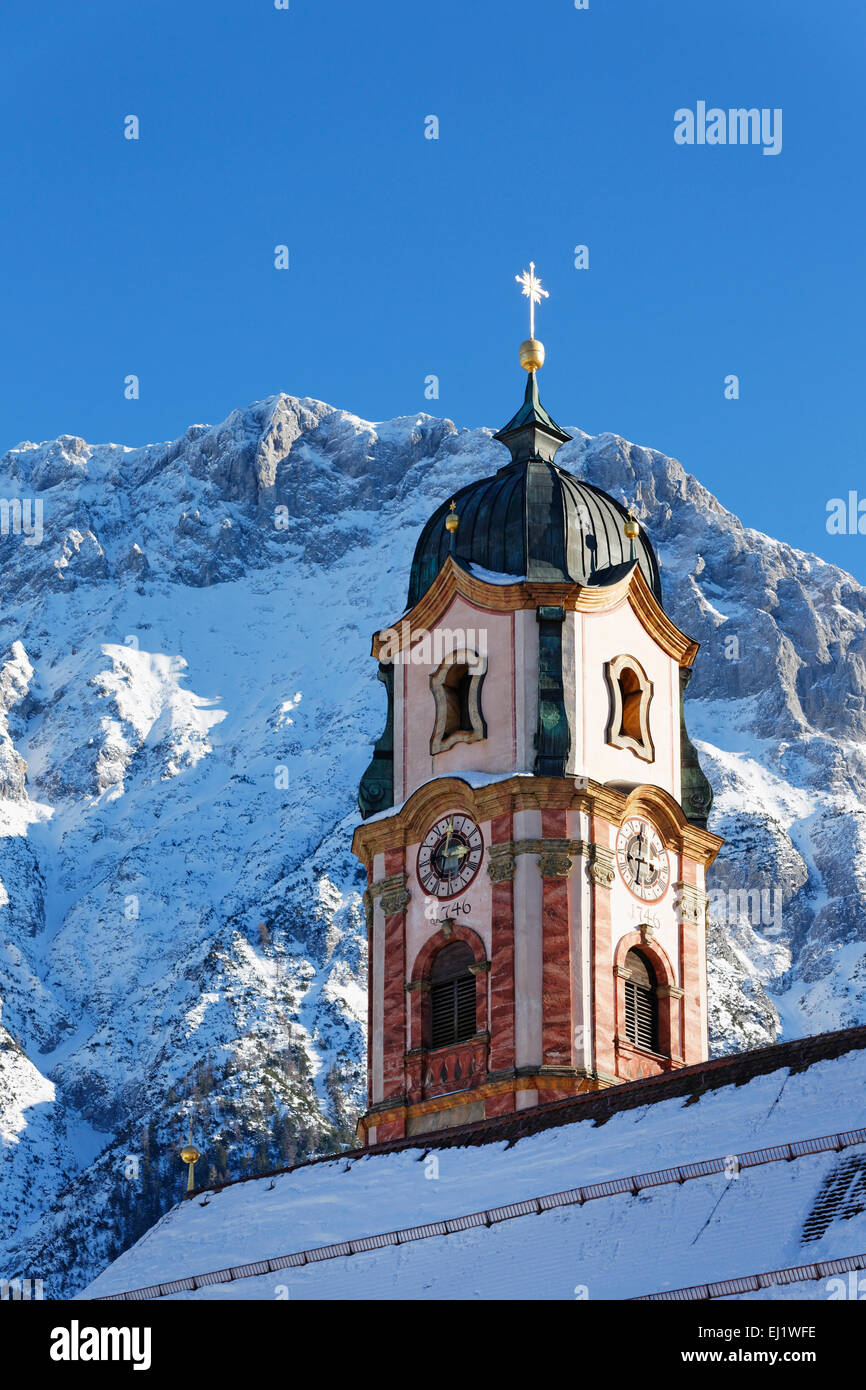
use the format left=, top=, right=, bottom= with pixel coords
left=406, top=369, right=662, bottom=611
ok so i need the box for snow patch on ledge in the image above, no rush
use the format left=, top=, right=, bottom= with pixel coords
left=363, top=771, right=535, bottom=824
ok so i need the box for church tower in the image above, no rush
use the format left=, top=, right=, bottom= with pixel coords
left=352, top=267, right=722, bottom=1144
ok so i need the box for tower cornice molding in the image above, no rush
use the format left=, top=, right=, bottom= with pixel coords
left=353, top=775, right=723, bottom=870
left=371, top=555, right=699, bottom=666
left=486, top=836, right=578, bottom=881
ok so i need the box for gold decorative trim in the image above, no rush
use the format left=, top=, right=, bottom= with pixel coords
left=370, top=555, right=700, bottom=667
left=674, top=881, right=707, bottom=926
left=352, top=775, right=723, bottom=872
left=371, top=871, right=411, bottom=917
left=538, top=849, right=573, bottom=878
left=587, top=844, right=617, bottom=888
left=486, top=844, right=516, bottom=884
left=488, top=836, right=577, bottom=879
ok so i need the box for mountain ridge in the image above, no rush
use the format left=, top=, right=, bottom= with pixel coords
left=0, top=390, right=864, bottom=1296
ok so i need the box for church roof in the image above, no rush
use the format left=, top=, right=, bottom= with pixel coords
left=406, top=371, right=663, bottom=611
left=82, top=1026, right=866, bottom=1302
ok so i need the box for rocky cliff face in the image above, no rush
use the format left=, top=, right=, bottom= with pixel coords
left=0, top=392, right=864, bottom=1296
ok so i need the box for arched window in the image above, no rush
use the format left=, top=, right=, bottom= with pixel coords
left=605, top=654, right=654, bottom=762
left=618, top=665, right=643, bottom=742
left=442, top=663, right=473, bottom=739
left=429, top=942, right=476, bottom=1049
left=623, top=949, right=658, bottom=1052
left=430, top=649, right=487, bottom=754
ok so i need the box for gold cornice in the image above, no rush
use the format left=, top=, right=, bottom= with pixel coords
left=352, top=774, right=722, bottom=870
left=607, top=565, right=700, bottom=667
left=369, top=555, right=699, bottom=667
left=682, top=824, right=724, bottom=867
left=371, top=558, right=526, bottom=656
left=621, top=784, right=723, bottom=867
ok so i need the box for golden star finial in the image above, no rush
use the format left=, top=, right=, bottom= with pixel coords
left=515, top=261, right=549, bottom=339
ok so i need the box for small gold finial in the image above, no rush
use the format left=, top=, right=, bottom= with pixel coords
left=515, top=261, right=549, bottom=372
left=624, top=508, right=640, bottom=562
left=445, top=499, right=459, bottom=533
left=180, top=1115, right=201, bottom=1195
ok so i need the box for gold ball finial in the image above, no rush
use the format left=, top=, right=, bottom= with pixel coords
left=181, top=1116, right=201, bottom=1194
left=519, top=338, right=545, bottom=372
left=445, top=499, right=459, bottom=533
left=624, top=509, right=640, bottom=542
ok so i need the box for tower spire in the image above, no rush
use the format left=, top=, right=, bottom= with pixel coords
left=494, top=262, right=570, bottom=466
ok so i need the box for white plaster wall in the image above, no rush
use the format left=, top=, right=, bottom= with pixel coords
left=393, top=661, right=404, bottom=806
left=573, top=603, right=681, bottom=798
left=396, top=596, right=540, bottom=803
left=392, top=591, right=683, bottom=807
left=513, top=808, right=543, bottom=1068
left=515, top=607, right=538, bottom=772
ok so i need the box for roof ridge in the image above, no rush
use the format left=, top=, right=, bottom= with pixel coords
left=192, top=1025, right=866, bottom=1197
left=632, top=1250, right=866, bottom=1302
left=95, top=1121, right=866, bottom=1304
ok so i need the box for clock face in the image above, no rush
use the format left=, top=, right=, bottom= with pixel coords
left=616, top=818, right=670, bottom=902
left=417, top=814, right=484, bottom=898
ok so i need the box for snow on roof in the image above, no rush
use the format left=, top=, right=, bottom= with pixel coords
left=81, top=1030, right=866, bottom=1302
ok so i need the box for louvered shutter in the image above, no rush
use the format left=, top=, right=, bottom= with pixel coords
left=455, top=973, right=476, bottom=1038
left=431, top=981, right=455, bottom=1048
left=623, top=950, right=658, bottom=1052
left=429, top=943, right=477, bottom=1049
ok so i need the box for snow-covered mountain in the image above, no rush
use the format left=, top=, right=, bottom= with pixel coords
left=1, top=391, right=865, bottom=1297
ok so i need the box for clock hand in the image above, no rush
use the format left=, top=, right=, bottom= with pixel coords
left=435, top=820, right=463, bottom=875
left=637, top=828, right=647, bottom=884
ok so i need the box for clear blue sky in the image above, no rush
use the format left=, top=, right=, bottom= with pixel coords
left=2, top=1, right=865, bottom=577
